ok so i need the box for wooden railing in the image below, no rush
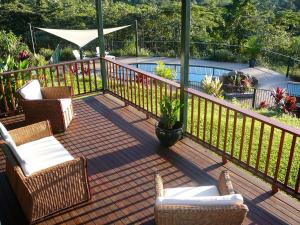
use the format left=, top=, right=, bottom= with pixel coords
left=0, top=57, right=102, bottom=116
left=1, top=57, right=299, bottom=198
left=103, top=58, right=300, bottom=199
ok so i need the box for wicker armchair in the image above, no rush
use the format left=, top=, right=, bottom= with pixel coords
left=17, top=80, right=74, bottom=133
left=154, top=171, right=248, bottom=225
left=0, top=121, right=90, bottom=223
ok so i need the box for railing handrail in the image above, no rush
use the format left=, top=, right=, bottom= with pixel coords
left=0, top=57, right=101, bottom=77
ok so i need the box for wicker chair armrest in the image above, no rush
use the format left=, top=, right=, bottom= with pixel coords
left=155, top=173, right=164, bottom=197
left=23, top=157, right=89, bottom=221
left=41, top=86, right=72, bottom=99
left=155, top=204, right=248, bottom=225
left=8, top=121, right=52, bottom=146
left=218, top=170, right=235, bottom=195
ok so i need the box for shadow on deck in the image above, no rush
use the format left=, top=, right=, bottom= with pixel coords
left=0, top=93, right=299, bottom=225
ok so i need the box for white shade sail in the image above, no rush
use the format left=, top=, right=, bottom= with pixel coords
left=36, top=25, right=131, bottom=48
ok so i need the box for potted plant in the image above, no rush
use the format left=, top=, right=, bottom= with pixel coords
left=242, top=36, right=262, bottom=68
left=155, top=96, right=183, bottom=147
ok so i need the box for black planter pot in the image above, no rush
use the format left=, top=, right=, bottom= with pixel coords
left=249, top=59, right=256, bottom=68
left=155, top=121, right=183, bottom=147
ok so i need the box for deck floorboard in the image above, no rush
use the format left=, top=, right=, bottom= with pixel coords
left=0, top=93, right=299, bottom=225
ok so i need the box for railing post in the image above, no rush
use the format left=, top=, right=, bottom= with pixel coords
left=286, top=58, right=292, bottom=78
left=179, top=0, right=191, bottom=132
left=96, top=0, right=107, bottom=91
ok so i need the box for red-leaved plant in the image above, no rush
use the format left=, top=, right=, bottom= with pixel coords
left=284, top=95, right=296, bottom=113
left=259, top=101, right=269, bottom=109
left=271, top=87, right=296, bottom=114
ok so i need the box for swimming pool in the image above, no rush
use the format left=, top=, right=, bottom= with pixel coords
left=131, top=63, right=232, bottom=83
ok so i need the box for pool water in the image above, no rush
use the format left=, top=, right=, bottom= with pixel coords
left=131, top=63, right=231, bottom=83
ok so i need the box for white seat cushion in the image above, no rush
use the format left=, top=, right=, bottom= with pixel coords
left=164, top=186, right=220, bottom=198
left=16, top=136, right=74, bottom=176
left=59, top=98, right=72, bottom=112
left=19, top=80, right=43, bottom=100
left=0, top=122, right=10, bottom=138
left=156, top=194, right=244, bottom=206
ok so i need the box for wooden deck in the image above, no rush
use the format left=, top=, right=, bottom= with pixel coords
left=0, top=93, right=300, bottom=225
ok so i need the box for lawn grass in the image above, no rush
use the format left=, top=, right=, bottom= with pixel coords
left=113, top=80, right=300, bottom=191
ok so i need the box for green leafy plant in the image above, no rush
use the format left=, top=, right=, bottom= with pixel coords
left=39, top=48, right=54, bottom=60
left=155, top=61, right=175, bottom=80
left=242, top=36, right=263, bottom=60
left=201, top=75, right=223, bottom=98
left=160, top=96, right=182, bottom=130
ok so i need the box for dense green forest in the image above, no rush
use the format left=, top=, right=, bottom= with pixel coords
left=0, top=0, right=299, bottom=69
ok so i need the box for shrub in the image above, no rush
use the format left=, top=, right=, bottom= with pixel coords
left=39, top=48, right=53, bottom=60
left=60, top=47, right=75, bottom=61
left=201, top=75, right=223, bottom=98
left=31, top=54, right=47, bottom=67
left=155, top=61, right=175, bottom=80
left=0, top=30, right=29, bottom=59
left=221, top=71, right=258, bottom=93
left=209, top=49, right=235, bottom=62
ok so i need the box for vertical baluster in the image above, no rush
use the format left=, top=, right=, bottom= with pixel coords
left=14, top=72, right=19, bottom=90
left=190, top=95, right=194, bottom=134
left=29, top=70, right=32, bottom=80
left=164, top=83, right=167, bottom=97
left=113, top=63, right=117, bottom=93
left=7, top=77, right=16, bottom=111
left=63, top=65, right=68, bottom=87
left=150, top=78, right=153, bottom=114
left=273, top=131, right=286, bottom=193
left=265, top=126, right=274, bottom=175
left=21, top=71, right=25, bottom=85
left=255, top=123, right=265, bottom=170
left=0, top=77, right=9, bottom=113
left=216, top=105, right=222, bottom=149
left=75, top=63, right=80, bottom=94
left=159, top=81, right=162, bottom=103
left=81, top=62, right=86, bottom=93
left=238, top=115, right=246, bottom=161
left=137, top=73, right=141, bottom=107
left=50, top=67, right=54, bottom=87
left=284, top=135, right=297, bottom=186
left=130, top=70, right=133, bottom=103
left=146, top=76, right=149, bottom=112
left=196, top=97, right=201, bottom=139
left=87, top=61, right=92, bottom=92
left=209, top=102, right=215, bottom=145
left=133, top=71, right=137, bottom=104
left=117, top=65, right=123, bottom=98
left=296, top=167, right=300, bottom=194
left=122, top=67, right=126, bottom=99
left=246, top=118, right=255, bottom=166
left=68, top=65, right=74, bottom=94
left=141, top=74, right=145, bottom=109
left=170, top=84, right=173, bottom=99
left=203, top=99, right=207, bottom=141
left=155, top=80, right=158, bottom=116
left=230, top=111, right=238, bottom=158
left=93, top=59, right=98, bottom=90
left=126, top=68, right=129, bottom=101
left=223, top=108, right=230, bottom=155
left=116, top=64, right=120, bottom=95
left=56, top=65, right=61, bottom=87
